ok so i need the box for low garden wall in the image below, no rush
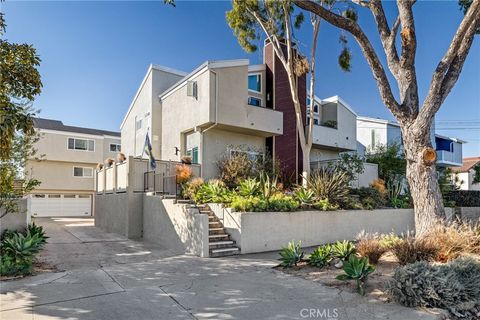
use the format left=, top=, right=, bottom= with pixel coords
left=456, top=207, right=480, bottom=223
left=143, top=197, right=209, bottom=257
left=0, top=198, right=30, bottom=234
left=209, top=204, right=455, bottom=254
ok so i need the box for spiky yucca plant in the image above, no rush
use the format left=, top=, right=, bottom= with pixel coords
left=308, top=168, right=350, bottom=205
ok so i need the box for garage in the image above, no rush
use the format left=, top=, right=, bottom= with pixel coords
left=31, top=194, right=92, bottom=217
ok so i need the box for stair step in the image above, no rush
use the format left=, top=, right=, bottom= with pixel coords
left=209, top=227, right=224, bottom=231
left=209, top=247, right=240, bottom=257
left=208, top=240, right=234, bottom=246
left=209, top=234, right=230, bottom=240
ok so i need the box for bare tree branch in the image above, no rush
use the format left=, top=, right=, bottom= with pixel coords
left=369, top=0, right=400, bottom=76
left=307, top=14, right=320, bottom=148
left=293, top=0, right=403, bottom=117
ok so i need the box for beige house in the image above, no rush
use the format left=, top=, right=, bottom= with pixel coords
left=27, top=118, right=121, bottom=217
left=121, top=43, right=358, bottom=180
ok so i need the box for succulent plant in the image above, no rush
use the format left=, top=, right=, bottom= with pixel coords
left=308, top=244, right=333, bottom=268
left=336, top=255, right=375, bottom=295
left=279, top=241, right=304, bottom=268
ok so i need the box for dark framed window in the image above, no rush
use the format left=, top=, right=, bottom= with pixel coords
left=248, top=74, right=261, bottom=92
left=248, top=96, right=261, bottom=107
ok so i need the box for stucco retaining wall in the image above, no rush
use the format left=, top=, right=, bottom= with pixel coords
left=143, top=197, right=209, bottom=257
left=0, top=199, right=30, bottom=234
left=457, top=207, right=480, bottom=223
left=94, top=192, right=143, bottom=239
left=209, top=206, right=455, bottom=254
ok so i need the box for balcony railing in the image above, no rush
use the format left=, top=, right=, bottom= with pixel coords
left=436, top=150, right=462, bottom=165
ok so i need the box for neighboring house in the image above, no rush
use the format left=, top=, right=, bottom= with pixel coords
left=120, top=41, right=357, bottom=180
left=451, top=157, right=480, bottom=190
left=356, top=116, right=464, bottom=167
left=27, top=118, right=121, bottom=217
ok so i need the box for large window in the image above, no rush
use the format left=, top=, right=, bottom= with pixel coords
left=186, top=147, right=199, bottom=164
left=248, top=74, right=261, bottom=93
left=248, top=96, right=262, bottom=107
left=68, top=138, right=94, bottom=151
left=135, top=118, right=143, bottom=131
left=110, top=144, right=121, bottom=152
left=73, top=167, right=93, bottom=177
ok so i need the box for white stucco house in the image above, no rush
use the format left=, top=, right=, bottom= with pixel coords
left=451, top=157, right=480, bottom=190
left=120, top=41, right=358, bottom=181
left=356, top=116, right=465, bottom=167
left=27, top=118, right=121, bottom=217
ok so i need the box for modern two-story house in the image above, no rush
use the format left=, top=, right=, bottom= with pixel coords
left=120, top=41, right=357, bottom=180
left=356, top=116, right=465, bottom=167
left=27, top=118, right=121, bottom=217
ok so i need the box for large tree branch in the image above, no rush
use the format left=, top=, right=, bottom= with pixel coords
left=307, top=15, right=320, bottom=148
left=293, top=0, right=403, bottom=118
left=369, top=0, right=400, bottom=77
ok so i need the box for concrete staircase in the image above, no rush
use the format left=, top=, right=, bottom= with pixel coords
left=196, top=204, right=240, bottom=258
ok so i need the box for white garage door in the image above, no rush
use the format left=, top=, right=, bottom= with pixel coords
left=31, top=194, right=92, bottom=217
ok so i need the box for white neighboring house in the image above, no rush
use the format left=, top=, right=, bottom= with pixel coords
left=451, top=157, right=480, bottom=190
left=27, top=118, right=121, bottom=217
left=356, top=116, right=465, bottom=167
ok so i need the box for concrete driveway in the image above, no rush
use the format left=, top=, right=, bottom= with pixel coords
left=1, top=217, right=440, bottom=320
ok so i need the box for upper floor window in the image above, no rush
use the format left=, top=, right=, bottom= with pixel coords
left=73, top=166, right=93, bottom=177
left=68, top=138, right=94, bottom=151
left=248, top=96, right=262, bottom=107
left=248, top=74, right=261, bottom=93
left=110, top=144, right=121, bottom=152
left=186, top=147, right=199, bottom=164
left=135, top=118, right=143, bottom=131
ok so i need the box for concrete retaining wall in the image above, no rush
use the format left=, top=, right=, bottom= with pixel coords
left=94, top=191, right=143, bottom=239
left=210, top=205, right=444, bottom=254
left=0, top=199, right=30, bottom=234
left=143, top=197, right=209, bottom=257
left=456, top=207, right=480, bottom=223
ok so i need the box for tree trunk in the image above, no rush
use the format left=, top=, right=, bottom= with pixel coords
left=301, top=146, right=311, bottom=187
left=402, top=130, right=445, bottom=236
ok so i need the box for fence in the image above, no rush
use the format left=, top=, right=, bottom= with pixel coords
left=310, top=159, right=378, bottom=188
left=95, top=156, right=201, bottom=196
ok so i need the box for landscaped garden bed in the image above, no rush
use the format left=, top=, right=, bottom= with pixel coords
left=274, top=224, right=480, bottom=320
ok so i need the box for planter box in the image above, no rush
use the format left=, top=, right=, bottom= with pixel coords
left=0, top=198, right=30, bottom=234
left=209, top=205, right=452, bottom=254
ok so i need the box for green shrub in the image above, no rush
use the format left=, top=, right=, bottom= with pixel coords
left=336, top=255, right=375, bottom=295
left=237, top=178, right=260, bottom=197
left=259, top=172, right=278, bottom=201
left=387, top=257, right=480, bottom=319
left=182, top=177, right=204, bottom=200
left=308, top=244, right=333, bottom=268
left=268, top=193, right=299, bottom=212
left=444, top=190, right=480, bottom=207
left=332, top=240, right=356, bottom=261
left=294, top=187, right=314, bottom=207
left=313, top=198, right=338, bottom=211
left=279, top=241, right=304, bottom=268
left=308, top=168, right=350, bottom=206
left=194, top=179, right=231, bottom=204
left=351, top=187, right=386, bottom=209
left=230, top=195, right=267, bottom=212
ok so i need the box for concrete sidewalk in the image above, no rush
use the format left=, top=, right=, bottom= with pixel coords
left=0, top=217, right=441, bottom=320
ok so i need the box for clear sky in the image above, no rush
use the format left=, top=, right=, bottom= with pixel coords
left=2, top=0, right=479, bottom=156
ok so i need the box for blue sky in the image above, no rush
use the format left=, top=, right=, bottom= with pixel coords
left=2, top=1, right=479, bottom=156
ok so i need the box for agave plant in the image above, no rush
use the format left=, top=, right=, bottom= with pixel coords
left=308, top=167, right=350, bottom=205
left=279, top=241, right=304, bottom=268
left=26, top=222, right=48, bottom=245
left=194, top=179, right=231, bottom=204
left=308, top=244, right=333, bottom=268
left=259, top=172, right=278, bottom=201
left=332, top=240, right=356, bottom=261
left=237, top=178, right=260, bottom=197
left=294, top=187, right=315, bottom=206
left=2, top=233, right=45, bottom=261
left=336, top=255, right=375, bottom=295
